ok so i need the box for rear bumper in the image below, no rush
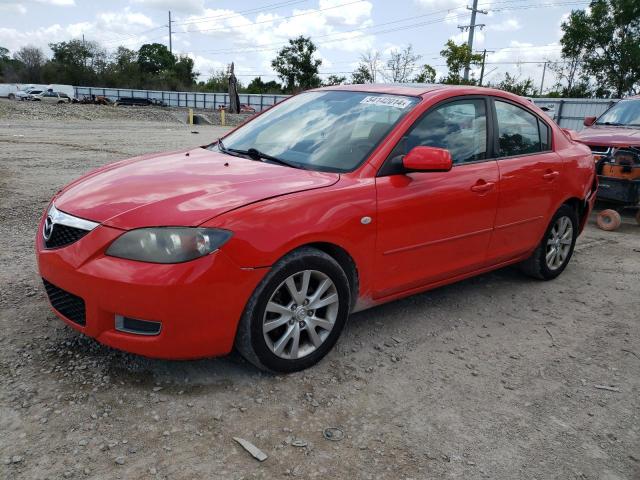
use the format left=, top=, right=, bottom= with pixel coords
left=36, top=221, right=266, bottom=360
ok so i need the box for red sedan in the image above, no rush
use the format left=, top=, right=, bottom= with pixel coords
left=36, top=85, right=597, bottom=372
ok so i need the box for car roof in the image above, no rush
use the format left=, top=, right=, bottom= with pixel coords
left=315, top=83, right=515, bottom=98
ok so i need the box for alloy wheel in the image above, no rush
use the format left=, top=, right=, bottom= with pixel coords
left=262, top=270, right=339, bottom=360
left=545, top=215, right=573, bottom=270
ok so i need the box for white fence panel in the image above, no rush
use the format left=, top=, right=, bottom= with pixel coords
left=74, top=85, right=619, bottom=129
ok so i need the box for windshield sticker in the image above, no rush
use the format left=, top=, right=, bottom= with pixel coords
left=360, top=96, right=412, bottom=109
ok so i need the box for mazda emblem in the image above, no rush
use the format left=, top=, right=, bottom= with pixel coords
left=43, top=216, right=54, bottom=241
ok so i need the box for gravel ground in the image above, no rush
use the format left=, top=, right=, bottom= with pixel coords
left=0, top=98, right=252, bottom=126
left=0, top=114, right=639, bottom=480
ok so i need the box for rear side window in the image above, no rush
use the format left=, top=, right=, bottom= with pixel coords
left=394, top=98, right=487, bottom=165
left=495, top=100, right=550, bottom=157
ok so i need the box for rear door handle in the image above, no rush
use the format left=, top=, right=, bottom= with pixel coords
left=470, top=181, right=495, bottom=193
left=543, top=170, right=560, bottom=180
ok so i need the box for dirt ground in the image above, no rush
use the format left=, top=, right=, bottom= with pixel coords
left=1, top=105, right=639, bottom=480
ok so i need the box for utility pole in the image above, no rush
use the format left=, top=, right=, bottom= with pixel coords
left=459, top=0, right=487, bottom=82
left=168, top=11, right=173, bottom=54
left=539, top=61, right=548, bottom=96
left=478, top=49, right=494, bottom=86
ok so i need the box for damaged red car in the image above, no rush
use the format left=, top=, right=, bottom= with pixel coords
left=36, top=85, right=597, bottom=372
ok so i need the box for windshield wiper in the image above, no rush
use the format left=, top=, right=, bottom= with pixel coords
left=596, top=121, right=623, bottom=126
left=217, top=140, right=300, bottom=169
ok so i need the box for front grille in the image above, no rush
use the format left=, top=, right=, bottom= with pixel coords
left=45, top=224, right=89, bottom=249
left=42, top=279, right=86, bottom=326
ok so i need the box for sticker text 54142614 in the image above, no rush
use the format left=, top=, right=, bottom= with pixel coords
left=360, top=96, right=413, bottom=109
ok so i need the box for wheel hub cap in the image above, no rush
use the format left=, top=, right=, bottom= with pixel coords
left=262, top=270, right=340, bottom=360
left=545, top=215, right=573, bottom=271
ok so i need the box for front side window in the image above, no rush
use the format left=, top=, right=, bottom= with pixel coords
left=495, top=100, right=546, bottom=157
left=391, top=98, right=488, bottom=165
left=218, top=91, right=419, bottom=173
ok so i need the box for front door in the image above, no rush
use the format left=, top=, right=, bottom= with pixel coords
left=486, top=98, right=564, bottom=263
left=374, top=97, right=498, bottom=299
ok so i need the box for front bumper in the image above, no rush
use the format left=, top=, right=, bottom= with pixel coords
left=36, top=220, right=266, bottom=360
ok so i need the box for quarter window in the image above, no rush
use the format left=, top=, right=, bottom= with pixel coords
left=495, top=100, right=549, bottom=157
left=393, top=99, right=488, bottom=165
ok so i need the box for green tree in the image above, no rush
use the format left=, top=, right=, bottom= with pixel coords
left=201, top=70, right=230, bottom=92
left=271, top=36, right=322, bottom=93
left=137, top=43, right=175, bottom=75
left=244, top=76, right=282, bottom=94
left=172, top=55, right=198, bottom=86
left=351, top=63, right=373, bottom=84
left=46, top=40, right=100, bottom=85
left=323, top=74, right=346, bottom=86
left=383, top=45, right=421, bottom=83
left=560, top=0, right=640, bottom=97
left=0, top=46, right=21, bottom=82
left=493, top=72, right=537, bottom=96
left=439, top=40, right=482, bottom=85
left=13, top=46, right=45, bottom=83
left=413, top=64, right=436, bottom=83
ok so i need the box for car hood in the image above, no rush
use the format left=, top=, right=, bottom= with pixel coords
left=577, top=125, right=640, bottom=147
left=54, top=147, right=340, bottom=230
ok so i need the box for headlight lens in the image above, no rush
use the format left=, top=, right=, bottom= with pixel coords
left=106, top=227, right=232, bottom=263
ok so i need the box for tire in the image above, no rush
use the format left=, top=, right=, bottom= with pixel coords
left=520, top=204, right=578, bottom=280
left=634, top=209, right=640, bottom=226
left=596, top=209, right=622, bottom=231
left=235, top=247, right=351, bottom=373
left=57, top=100, right=65, bottom=104
left=8, top=93, right=15, bottom=100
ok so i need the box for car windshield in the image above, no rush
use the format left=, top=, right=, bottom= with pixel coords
left=596, top=99, right=640, bottom=127
left=216, top=90, right=419, bottom=172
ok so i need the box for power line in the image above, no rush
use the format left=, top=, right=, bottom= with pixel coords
left=180, top=0, right=588, bottom=56
left=173, top=0, right=370, bottom=35
left=172, top=0, right=311, bottom=27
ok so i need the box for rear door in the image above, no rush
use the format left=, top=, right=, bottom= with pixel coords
left=374, top=96, right=499, bottom=298
left=486, top=98, right=564, bottom=263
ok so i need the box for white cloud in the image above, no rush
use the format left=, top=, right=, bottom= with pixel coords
left=413, top=0, right=466, bottom=10
left=0, top=8, right=157, bottom=54
left=174, top=2, right=376, bottom=66
left=0, top=2, right=27, bottom=14
left=131, top=0, right=204, bottom=14
left=34, top=0, right=75, bottom=5
left=488, top=18, right=521, bottom=32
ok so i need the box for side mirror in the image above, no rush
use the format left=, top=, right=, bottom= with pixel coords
left=583, top=116, right=596, bottom=127
left=402, top=146, right=453, bottom=172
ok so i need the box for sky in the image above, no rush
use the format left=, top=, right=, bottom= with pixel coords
left=0, top=0, right=590, bottom=92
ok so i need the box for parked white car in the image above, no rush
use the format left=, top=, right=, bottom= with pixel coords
left=16, top=88, right=45, bottom=101
left=32, top=91, right=71, bottom=104
left=0, top=83, right=20, bottom=99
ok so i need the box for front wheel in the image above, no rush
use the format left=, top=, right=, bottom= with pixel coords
left=520, top=204, right=578, bottom=280
left=235, top=247, right=351, bottom=372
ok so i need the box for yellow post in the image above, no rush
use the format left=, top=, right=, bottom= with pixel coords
left=220, top=108, right=226, bottom=127
left=188, top=108, right=193, bottom=126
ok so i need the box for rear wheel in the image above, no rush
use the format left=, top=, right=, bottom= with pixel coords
left=520, top=204, right=578, bottom=280
left=235, top=247, right=350, bottom=372
left=596, top=209, right=622, bottom=231
left=8, top=93, right=15, bottom=100
left=635, top=209, right=640, bottom=226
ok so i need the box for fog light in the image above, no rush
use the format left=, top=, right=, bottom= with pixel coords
left=115, top=315, right=162, bottom=336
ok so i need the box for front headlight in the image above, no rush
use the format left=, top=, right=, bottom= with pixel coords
left=106, top=227, right=232, bottom=264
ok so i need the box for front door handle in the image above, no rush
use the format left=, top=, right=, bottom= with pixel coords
left=543, top=170, right=560, bottom=180
left=470, top=181, right=495, bottom=193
